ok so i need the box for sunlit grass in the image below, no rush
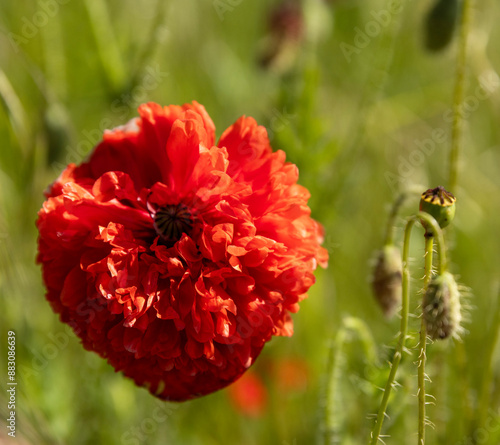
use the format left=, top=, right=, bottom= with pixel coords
left=1, top=1, right=500, bottom=444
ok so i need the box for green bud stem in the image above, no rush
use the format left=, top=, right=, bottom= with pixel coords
left=418, top=212, right=447, bottom=274
left=370, top=212, right=446, bottom=444
left=383, top=188, right=423, bottom=247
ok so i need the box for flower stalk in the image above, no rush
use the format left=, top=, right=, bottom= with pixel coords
left=325, top=317, right=378, bottom=445
left=370, top=212, right=446, bottom=444
left=418, top=234, right=435, bottom=445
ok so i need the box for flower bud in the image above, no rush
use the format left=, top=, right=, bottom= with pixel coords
left=371, top=245, right=402, bottom=318
left=423, top=272, right=461, bottom=340
left=419, top=186, right=456, bottom=231
left=424, top=0, right=459, bottom=52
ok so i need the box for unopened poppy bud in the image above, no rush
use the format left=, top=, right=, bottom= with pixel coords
left=419, top=186, right=456, bottom=231
left=424, top=0, right=459, bottom=52
left=423, top=272, right=461, bottom=340
left=371, top=245, right=402, bottom=318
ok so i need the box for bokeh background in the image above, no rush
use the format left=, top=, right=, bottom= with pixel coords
left=1, top=0, right=499, bottom=444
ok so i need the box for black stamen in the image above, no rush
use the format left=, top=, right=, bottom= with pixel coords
left=154, top=204, right=193, bottom=244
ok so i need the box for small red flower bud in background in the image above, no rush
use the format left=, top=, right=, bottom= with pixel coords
left=228, top=371, right=268, bottom=417
left=36, top=102, right=328, bottom=401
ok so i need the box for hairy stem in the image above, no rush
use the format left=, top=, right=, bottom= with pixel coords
left=370, top=213, right=446, bottom=444
left=370, top=217, right=414, bottom=444
left=418, top=235, right=434, bottom=444
left=418, top=213, right=447, bottom=274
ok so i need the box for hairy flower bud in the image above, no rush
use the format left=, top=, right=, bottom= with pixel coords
left=371, top=245, right=402, bottom=318
left=423, top=272, right=461, bottom=340
left=419, top=186, right=456, bottom=231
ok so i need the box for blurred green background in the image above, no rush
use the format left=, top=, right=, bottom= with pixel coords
left=1, top=0, right=499, bottom=444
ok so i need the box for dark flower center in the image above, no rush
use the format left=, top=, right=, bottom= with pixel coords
left=154, top=204, right=193, bottom=243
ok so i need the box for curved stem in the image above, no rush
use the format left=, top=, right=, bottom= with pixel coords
left=370, top=217, right=414, bottom=444
left=417, top=212, right=447, bottom=274
left=383, top=188, right=425, bottom=246
left=370, top=212, right=446, bottom=444
left=449, top=0, right=474, bottom=191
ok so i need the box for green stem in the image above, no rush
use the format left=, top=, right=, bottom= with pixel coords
left=41, top=9, right=66, bottom=99
left=323, top=327, right=347, bottom=445
left=0, top=69, right=30, bottom=158
left=325, top=317, right=379, bottom=445
left=417, top=317, right=427, bottom=445
left=449, top=0, right=474, bottom=191
left=418, top=212, right=447, bottom=274
left=383, top=187, right=426, bottom=246
left=418, top=235, right=434, bottom=445
left=370, top=218, right=414, bottom=445
left=370, top=213, right=446, bottom=444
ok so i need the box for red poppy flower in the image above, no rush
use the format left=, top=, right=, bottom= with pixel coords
left=36, top=102, right=328, bottom=401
